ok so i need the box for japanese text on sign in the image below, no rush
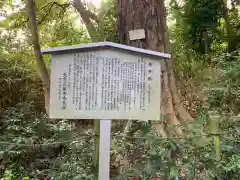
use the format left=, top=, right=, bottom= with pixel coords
left=50, top=50, right=161, bottom=120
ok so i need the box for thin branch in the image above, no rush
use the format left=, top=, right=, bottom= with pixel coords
left=38, top=1, right=71, bottom=25
left=11, top=1, right=71, bottom=28
left=52, top=5, right=69, bottom=27
left=37, top=2, right=56, bottom=25
left=40, top=1, right=70, bottom=11
left=12, top=17, right=29, bottom=29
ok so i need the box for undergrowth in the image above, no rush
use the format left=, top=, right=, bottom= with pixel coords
left=0, top=37, right=239, bottom=180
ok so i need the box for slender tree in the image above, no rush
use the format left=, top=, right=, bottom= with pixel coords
left=28, top=0, right=50, bottom=113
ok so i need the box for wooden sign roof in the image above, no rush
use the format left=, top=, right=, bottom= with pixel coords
left=41, top=41, right=171, bottom=59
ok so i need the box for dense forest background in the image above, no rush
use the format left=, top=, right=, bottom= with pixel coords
left=0, top=0, right=239, bottom=179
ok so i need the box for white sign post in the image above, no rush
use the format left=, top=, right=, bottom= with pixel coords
left=98, top=119, right=111, bottom=180
left=42, top=41, right=170, bottom=180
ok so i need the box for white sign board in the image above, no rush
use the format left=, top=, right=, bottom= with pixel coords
left=49, top=49, right=161, bottom=120
left=43, top=42, right=170, bottom=180
left=129, top=29, right=146, bottom=40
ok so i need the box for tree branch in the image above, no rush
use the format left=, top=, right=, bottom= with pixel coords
left=37, top=2, right=56, bottom=25
left=12, top=1, right=71, bottom=28
left=40, top=1, right=70, bottom=11
left=38, top=1, right=71, bottom=25
left=84, top=8, right=99, bottom=23
left=12, top=17, right=29, bottom=29
left=72, top=0, right=99, bottom=41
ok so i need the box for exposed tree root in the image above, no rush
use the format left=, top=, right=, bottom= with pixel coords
left=165, top=60, right=194, bottom=122
left=161, top=60, right=183, bottom=136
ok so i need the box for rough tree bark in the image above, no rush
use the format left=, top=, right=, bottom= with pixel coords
left=28, top=0, right=50, bottom=113
left=116, top=0, right=192, bottom=136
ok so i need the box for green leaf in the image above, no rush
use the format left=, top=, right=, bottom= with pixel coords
left=169, top=166, right=179, bottom=177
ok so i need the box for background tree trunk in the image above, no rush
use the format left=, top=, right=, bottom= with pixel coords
left=73, top=0, right=99, bottom=41
left=117, top=0, right=192, bottom=136
left=203, top=30, right=209, bottom=54
left=223, top=2, right=238, bottom=53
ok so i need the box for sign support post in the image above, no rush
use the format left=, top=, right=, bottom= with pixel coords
left=98, top=119, right=111, bottom=180
left=211, top=116, right=221, bottom=161
left=93, top=119, right=100, bottom=175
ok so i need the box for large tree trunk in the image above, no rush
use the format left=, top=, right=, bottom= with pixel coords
left=117, top=0, right=192, bottom=136
left=115, top=0, right=194, bottom=174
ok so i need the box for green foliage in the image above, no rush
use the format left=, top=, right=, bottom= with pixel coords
left=183, top=0, right=224, bottom=28
left=0, top=3, right=96, bottom=177
left=0, top=38, right=38, bottom=114
left=0, top=165, right=30, bottom=180
left=182, top=0, right=225, bottom=53
left=226, top=2, right=240, bottom=52
left=1, top=0, right=240, bottom=179
left=116, top=109, right=240, bottom=179
left=95, top=0, right=118, bottom=42
left=0, top=102, right=96, bottom=179
left=41, top=17, right=90, bottom=47
left=208, top=51, right=240, bottom=114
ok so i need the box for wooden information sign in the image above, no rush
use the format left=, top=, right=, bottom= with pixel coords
left=41, top=41, right=170, bottom=180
